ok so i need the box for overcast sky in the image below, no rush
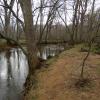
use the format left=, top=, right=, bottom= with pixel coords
left=0, top=0, right=100, bottom=25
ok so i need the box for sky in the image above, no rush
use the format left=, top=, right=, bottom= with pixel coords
left=0, top=0, right=100, bottom=26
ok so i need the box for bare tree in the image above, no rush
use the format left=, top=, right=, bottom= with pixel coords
left=3, top=0, right=15, bottom=44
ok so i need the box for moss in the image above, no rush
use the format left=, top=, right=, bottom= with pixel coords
left=32, top=95, right=38, bottom=100
left=91, top=44, right=100, bottom=54
left=79, top=43, right=100, bottom=54
left=95, top=64, right=100, bottom=75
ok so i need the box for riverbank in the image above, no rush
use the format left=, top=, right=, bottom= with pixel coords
left=0, top=42, right=14, bottom=52
left=25, top=45, right=100, bottom=100
left=0, top=39, right=26, bottom=52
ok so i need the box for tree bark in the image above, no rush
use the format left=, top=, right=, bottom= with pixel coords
left=18, top=0, right=39, bottom=92
left=19, top=0, right=39, bottom=71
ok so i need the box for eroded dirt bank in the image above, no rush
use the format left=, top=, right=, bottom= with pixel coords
left=25, top=45, right=100, bottom=100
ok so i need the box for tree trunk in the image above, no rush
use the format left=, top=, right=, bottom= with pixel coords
left=18, top=0, right=39, bottom=91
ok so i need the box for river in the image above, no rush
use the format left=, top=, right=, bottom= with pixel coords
left=0, top=45, right=64, bottom=100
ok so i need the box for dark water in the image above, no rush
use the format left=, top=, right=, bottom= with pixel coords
left=0, top=45, right=64, bottom=100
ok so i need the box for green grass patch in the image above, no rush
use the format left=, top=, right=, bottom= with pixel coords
left=80, top=43, right=100, bottom=54
left=95, top=64, right=100, bottom=75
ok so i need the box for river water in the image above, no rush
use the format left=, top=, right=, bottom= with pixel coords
left=0, top=48, right=28, bottom=100
left=0, top=45, right=64, bottom=100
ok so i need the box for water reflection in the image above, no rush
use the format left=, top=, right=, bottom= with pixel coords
left=0, top=49, right=28, bottom=100
left=0, top=45, right=64, bottom=100
left=39, top=45, right=64, bottom=60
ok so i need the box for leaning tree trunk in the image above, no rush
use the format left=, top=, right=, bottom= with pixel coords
left=19, top=0, right=39, bottom=91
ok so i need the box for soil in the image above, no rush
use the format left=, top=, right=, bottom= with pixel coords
left=25, top=45, right=100, bottom=100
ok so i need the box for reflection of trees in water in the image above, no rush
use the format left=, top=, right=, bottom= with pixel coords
left=0, top=48, right=28, bottom=100
left=16, top=49, right=20, bottom=69
left=39, top=45, right=64, bottom=59
left=11, top=49, right=21, bottom=84
left=5, top=49, right=21, bottom=85
left=5, top=50, right=12, bottom=81
left=5, top=49, right=24, bottom=100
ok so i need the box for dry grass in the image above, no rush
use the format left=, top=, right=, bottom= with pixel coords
left=25, top=45, right=100, bottom=100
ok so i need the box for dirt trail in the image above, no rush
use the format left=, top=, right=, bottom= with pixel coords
left=26, top=46, right=100, bottom=100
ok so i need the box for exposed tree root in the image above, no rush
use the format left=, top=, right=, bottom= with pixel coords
left=75, top=78, right=91, bottom=89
